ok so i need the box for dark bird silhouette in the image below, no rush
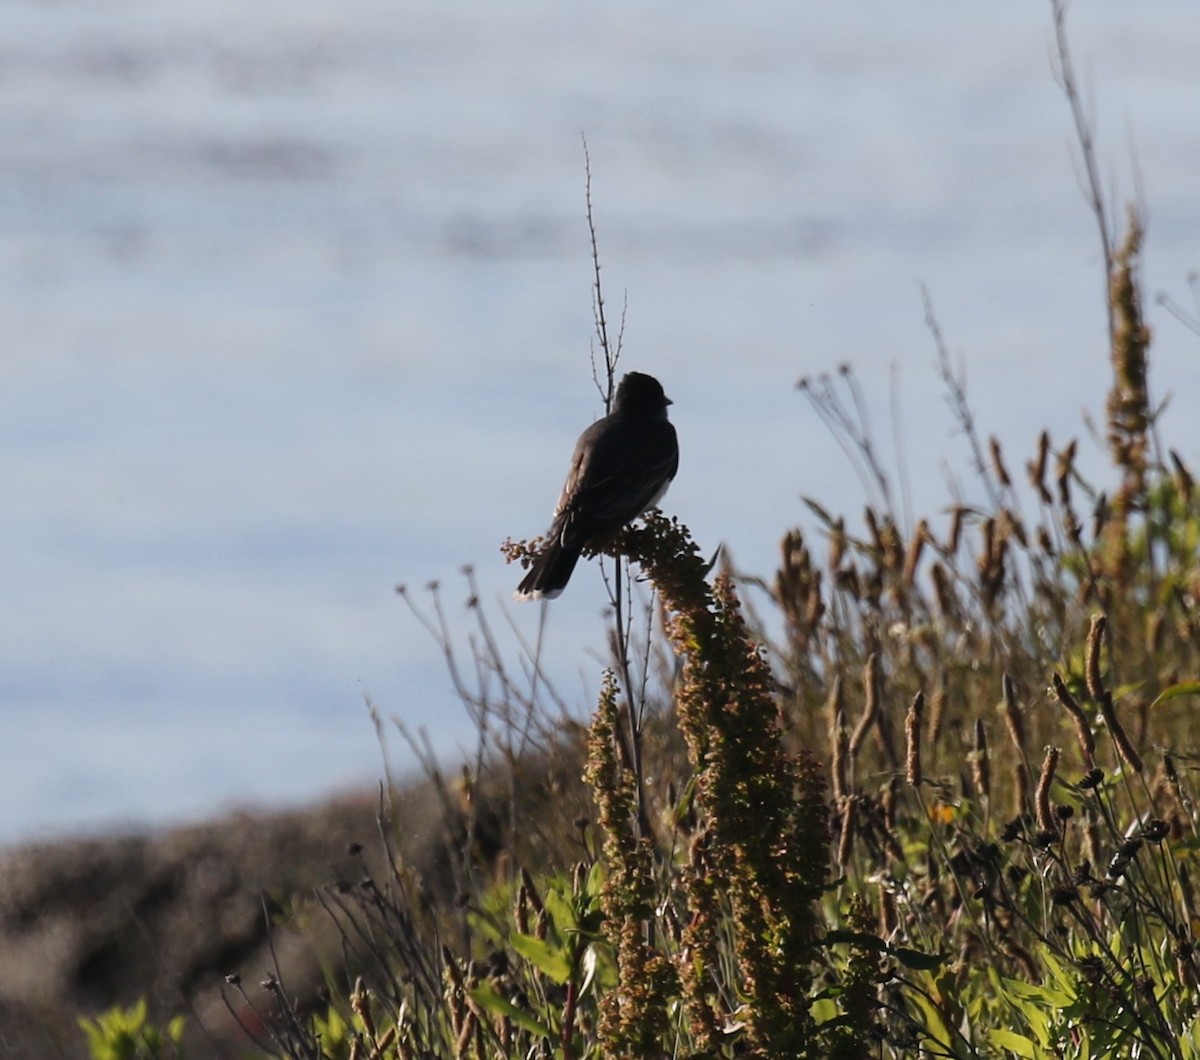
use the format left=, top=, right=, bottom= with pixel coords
left=515, top=371, right=679, bottom=600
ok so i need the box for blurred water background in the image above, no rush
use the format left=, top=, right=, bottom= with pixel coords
left=2, top=0, right=1199, bottom=842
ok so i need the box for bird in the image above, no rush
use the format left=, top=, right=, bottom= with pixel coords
left=515, top=371, right=679, bottom=601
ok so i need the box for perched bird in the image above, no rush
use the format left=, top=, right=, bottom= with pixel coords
left=515, top=371, right=679, bottom=600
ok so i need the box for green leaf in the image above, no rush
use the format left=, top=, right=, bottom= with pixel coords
left=989, top=1028, right=1041, bottom=1058
left=888, top=945, right=946, bottom=971
left=468, top=983, right=553, bottom=1039
left=1003, top=977, right=1072, bottom=1009
left=544, top=885, right=576, bottom=934
left=909, top=987, right=954, bottom=1050
left=821, top=929, right=887, bottom=952
left=585, top=859, right=606, bottom=897
left=822, top=930, right=943, bottom=970
left=1150, top=681, right=1200, bottom=708
left=810, top=997, right=840, bottom=1025
left=511, top=932, right=573, bottom=984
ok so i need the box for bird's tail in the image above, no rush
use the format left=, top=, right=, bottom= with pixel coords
left=514, top=540, right=582, bottom=600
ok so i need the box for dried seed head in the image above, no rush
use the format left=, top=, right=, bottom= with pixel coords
left=837, top=795, right=858, bottom=869
left=1002, top=508, right=1029, bottom=548
left=1035, top=747, right=1060, bottom=837
left=830, top=705, right=849, bottom=803
left=849, top=654, right=881, bottom=757
left=971, top=718, right=991, bottom=802
left=865, top=506, right=883, bottom=556
left=1056, top=440, right=1077, bottom=508
left=828, top=517, right=846, bottom=572
left=1051, top=673, right=1096, bottom=770
left=1086, top=614, right=1108, bottom=701
left=1142, top=819, right=1169, bottom=844
left=1012, top=761, right=1030, bottom=819
left=1092, top=492, right=1110, bottom=541
left=1051, top=885, right=1078, bottom=906
left=905, top=691, right=925, bottom=787
left=902, top=520, right=929, bottom=585
left=989, top=436, right=1012, bottom=488
left=1099, top=694, right=1145, bottom=774
left=931, top=562, right=956, bottom=620
left=1028, top=430, right=1053, bottom=504
left=1001, top=674, right=1026, bottom=756
left=1170, top=449, right=1194, bottom=501
left=877, top=879, right=897, bottom=937
left=928, top=671, right=947, bottom=749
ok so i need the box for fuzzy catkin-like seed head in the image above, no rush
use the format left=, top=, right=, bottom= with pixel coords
left=849, top=653, right=881, bottom=757
left=947, top=507, right=966, bottom=556
left=1171, top=449, right=1194, bottom=501
left=1056, top=440, right=1077, bottom=507
left=878, top=880, right=897, bottom=937
left=972, top=718, right=991, bottom=802
left=928, top=672, right=947, bottom=750
left=931, top=562, right=955, bottom=620
left=1013, top=761, right=1030, bottom=820
left=828, top=517, right=846, bottom=572
left=1086, top=614, right=1107, bottom=701
left=1101, top=695, right=1145, bottom=774
left=830, top=707, right=849, bottom=803
left=837, top=795, right=857, bottom=869
left=905, top=691, right=925, bottom=787
left=989, top=436, right=1012, bottom=488
left=1051, top=673, right=1096, bottom=770
left=902, top=520, right=928, bottom=585
left=1028, top=430, right=1052, bottom=504
left=1035, top=747, right=1061, bottom=837
left=1001, top=674, right=1026, bottom=756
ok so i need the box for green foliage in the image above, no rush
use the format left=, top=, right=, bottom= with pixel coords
left=79, top=999, right=185, bottom=1060
left=261, top=251, right=1200, bottom=1054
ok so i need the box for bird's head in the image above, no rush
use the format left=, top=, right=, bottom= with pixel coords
left=614, top=372, right=672, bottom=415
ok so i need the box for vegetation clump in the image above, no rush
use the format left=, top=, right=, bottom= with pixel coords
left=84, top=7, right=1200, bottom=1057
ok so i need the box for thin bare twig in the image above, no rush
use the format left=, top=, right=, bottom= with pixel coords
left=1050, top=0, right=1116, bottom=342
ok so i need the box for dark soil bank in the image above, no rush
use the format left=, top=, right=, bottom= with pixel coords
left=0, top=782, right=453, bottom=1058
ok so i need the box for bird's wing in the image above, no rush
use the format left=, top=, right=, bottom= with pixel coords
left=553, top=416, right=678, bottom=537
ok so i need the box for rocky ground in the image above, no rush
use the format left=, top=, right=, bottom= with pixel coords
left=0, top=780, right=456, bottom=1059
